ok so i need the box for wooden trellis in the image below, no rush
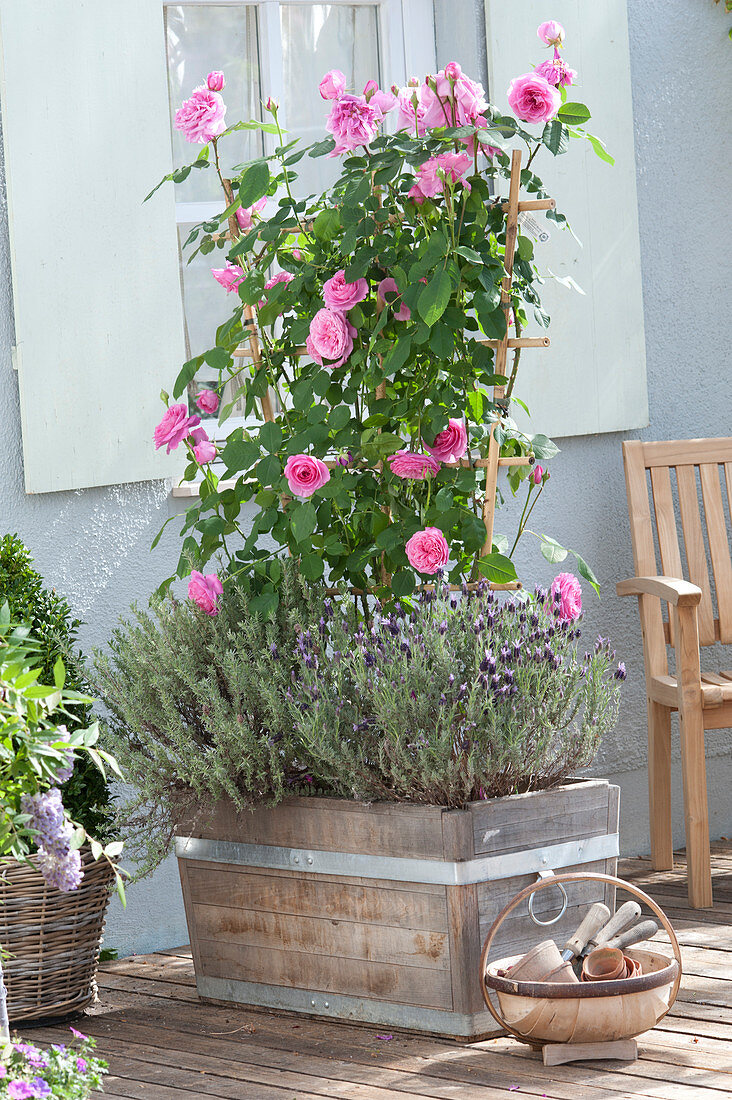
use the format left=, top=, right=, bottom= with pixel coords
left=201, top=151, right=553, bottom=589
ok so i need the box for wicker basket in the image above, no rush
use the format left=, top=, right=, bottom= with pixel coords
left=0, top=847, right=115, bottom=1023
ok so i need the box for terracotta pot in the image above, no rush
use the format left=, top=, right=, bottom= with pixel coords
left=582, top=946, right=626, bottom=981
left=508, top=940, right=565, bottom=982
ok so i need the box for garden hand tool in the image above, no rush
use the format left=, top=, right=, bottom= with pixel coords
left=585, top=900, right=642, bottom=953
left=604, top=919, right=659, bottom=952
left=560, top=902, right=611, bottom=962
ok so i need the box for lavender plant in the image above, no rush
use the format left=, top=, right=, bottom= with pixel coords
left=290, top=580, right=626, bottom=806
left=0, top=1029, right=106, bottom=1098
left=90, top=560, right=322, bottom=875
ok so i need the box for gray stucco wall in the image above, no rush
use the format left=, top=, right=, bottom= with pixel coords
left=0, top=0, right=730, bottom=956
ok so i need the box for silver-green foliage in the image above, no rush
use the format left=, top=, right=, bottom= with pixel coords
left=91, top=564, right=318, bottom=874
left=291, top=583, right=625, bottom=806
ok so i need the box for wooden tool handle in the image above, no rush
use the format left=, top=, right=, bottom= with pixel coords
left=562, top=902, right=611, bottom=959
left=605, top=919, right=659, bottom=952
left=592, top=900, right=642, bottom=946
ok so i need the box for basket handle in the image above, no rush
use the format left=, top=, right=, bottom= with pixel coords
left=479, top=871, right=683, bottom=1039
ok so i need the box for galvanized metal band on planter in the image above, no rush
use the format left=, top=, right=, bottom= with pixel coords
left=175, top=831, right=619, bottom=886
left=195, top=975, right=494, bottom=1037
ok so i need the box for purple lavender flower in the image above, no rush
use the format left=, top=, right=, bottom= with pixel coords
left=36, top=847, right=83, bottom=892
left=614, top=662, right=627, bottom=681
left=20, top=788, right=72, bottom=855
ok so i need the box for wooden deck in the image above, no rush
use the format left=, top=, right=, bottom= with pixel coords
left=29, top=846, right=732, bottom=1099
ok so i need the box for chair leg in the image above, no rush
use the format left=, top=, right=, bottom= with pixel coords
left=679, top=700, right=713, bottom=908
left=647, top=699, right=673, bottom=870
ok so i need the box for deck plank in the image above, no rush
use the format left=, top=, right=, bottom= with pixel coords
left=18, top=844, right=732, bottom=1098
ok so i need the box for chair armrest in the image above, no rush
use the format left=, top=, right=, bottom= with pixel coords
left=616, top=575, right=703, bottom=607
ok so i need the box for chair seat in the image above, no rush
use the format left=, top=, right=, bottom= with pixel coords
left=651, top=671, right=732, bottom=708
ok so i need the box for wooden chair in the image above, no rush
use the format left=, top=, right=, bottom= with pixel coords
left=618, top=438, right=732, bottom=908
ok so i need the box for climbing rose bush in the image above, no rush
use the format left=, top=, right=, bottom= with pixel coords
left=150, top=22, right=611, bottom=611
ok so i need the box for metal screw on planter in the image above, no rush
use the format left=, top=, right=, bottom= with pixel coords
left=481, top=872, right=682, bottom=1067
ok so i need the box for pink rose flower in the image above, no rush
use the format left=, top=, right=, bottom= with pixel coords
left=207, top=71, right=225, bottom=92
left=188, top=570, right=223, bottom=616
left=212, top=261, right=245, bottom=293
left=284, top=454, right=330, bottom=498
left=323, top=269, right=369, bottom=312
left=196, top=389, right=220, bottom=415
left=387, top=451, right=441, bottom=480
left=319, top=69, right=346, bottom=100
left=396, top=85, right=430, bottom=136
left=445, top=62, right=462, bottom=82
left=507, top=72, right=561, bottom=124
left=174, top=86, right=227, bottom=144
left=377, top=277, right=411, bottom=320
left=428, top=68, right=488, bottom=127
left=534, top=56, right=577, bottom=88
left=409, top=152, right=472, bottom=202
left=306, top=308, right=356, bottom=369
left=551, top=572, right=582, bottom=621
left=235, top=196, right=267, bottom=229
left=326, top=94, right=381, bottom=155
left=363, top=80, right=397, bottom=116
left=426, top=418, right=468, bottom=463
left=189, top=427, right=216, bottom=464
left=532, top=464, right=544, bottom=485
left=154, top=405, right=200, bottom=454
left=537, top=20, right=565, bottom=46
left=405, top=527, right=450, bottom=574
left=264, top=271, right=294, bottom=291
left=258, top=270, right=294, bottom=309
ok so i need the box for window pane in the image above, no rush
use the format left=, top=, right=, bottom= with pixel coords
left=165, top=4, right=261, bottom=203
left=280, top=4, right=381, bottom=196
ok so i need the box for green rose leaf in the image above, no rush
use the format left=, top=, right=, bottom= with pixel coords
left=238, top=160, right=270, bottom=207
left=539, top=534, right=568, bottom=564
left=259, top=421, right=283, bottom=453
left=557, top=102, right=591, bottom=126
left=391, top=569, right=415, bottom=597
left=381, top=337, right=412, bottom=376
left=299, top=551, right=325, bottom=580
left=542, top=119, right=569, bottom=156
left=289, top=501, right=317, bottom=545
left=221, top=438, right=260, bottom=473
left=313, top=208, right=341, bottom=241
left=417, top=270, right=452, bottom=326
left=257, top=454, right=281, bottom=487
left=574, top=551, right=601, bottom=596
left=477, top=553, right=518, bottom=584
left=530, top=434, right=560, bottom=460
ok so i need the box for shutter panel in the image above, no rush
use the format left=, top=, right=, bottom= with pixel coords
left=0, top=0, right=186, bottom=492
left=484, top=0, right=648, bottom=437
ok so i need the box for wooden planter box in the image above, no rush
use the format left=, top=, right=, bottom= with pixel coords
left=176, top=779, right=619, bottom=1040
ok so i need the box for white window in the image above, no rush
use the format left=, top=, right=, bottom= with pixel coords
left=163, top=0, right=436, bottom=434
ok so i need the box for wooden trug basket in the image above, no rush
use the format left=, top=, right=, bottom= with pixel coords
left=481, top=872, right=682, bottom=1054
left=0, top=847, right=115, bottom=1022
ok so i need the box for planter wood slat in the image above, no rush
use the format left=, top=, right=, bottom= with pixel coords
left=177, top=779, right=619, bottom=1040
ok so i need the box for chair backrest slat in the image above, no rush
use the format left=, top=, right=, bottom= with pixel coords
left=699, top=463, right=732, bottom=644
left=622, top=438, right=732, bottom=653
left=622, top=441, right=669, bottom=675
left=675, top=464, right=716, bottom=645
left=650, top=466, right=684, bottom=645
